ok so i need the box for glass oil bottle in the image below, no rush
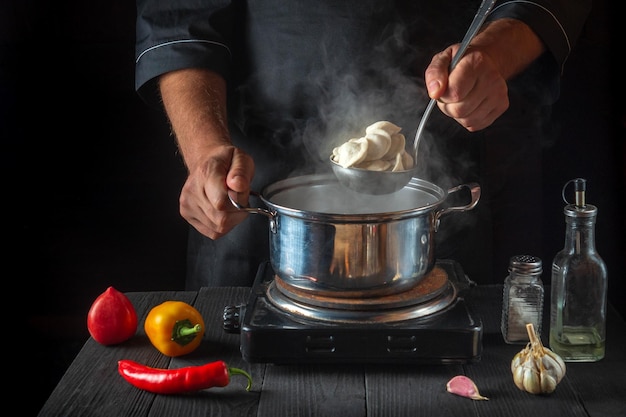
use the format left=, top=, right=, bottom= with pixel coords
left=549, top=178, right=608, bottom=362
left=501, top=255, right=544, bottom=344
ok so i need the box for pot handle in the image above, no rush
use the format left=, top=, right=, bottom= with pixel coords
left=433, top=182, right=481, bottom=231
left=227, top=189, right=274, bottom=219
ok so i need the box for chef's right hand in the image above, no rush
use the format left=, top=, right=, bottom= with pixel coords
left=179, top=144, right=255, bottom=240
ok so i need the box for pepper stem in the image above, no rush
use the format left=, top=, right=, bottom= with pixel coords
left=229, top=367, right=253, bottom=391
left=171, top=319, right=202, bottom=346
left=177, top=323, right=202, bottom=337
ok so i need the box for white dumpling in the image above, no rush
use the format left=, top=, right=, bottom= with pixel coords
left=400, top=149, right=414, bottom=170
left=389, top=152, right=403, bottom=171
left=357, top=159, right=392, bottom=171
left=333, top=137, right=368, bottom=168
left=365, top=121, right=402, bottom=136
left=331, top=121, right=411, bottom=172
left=363, top=131, right=391, bottom=161
left=383, top=132, right=406, bottom=160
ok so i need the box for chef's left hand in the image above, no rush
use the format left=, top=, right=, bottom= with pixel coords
left=425, top=43, right=509, bottom=132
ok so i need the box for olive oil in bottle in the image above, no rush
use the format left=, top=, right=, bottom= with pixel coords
left=549, top=178, right=608, bottom=362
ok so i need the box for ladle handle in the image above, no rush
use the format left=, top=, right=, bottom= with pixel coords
left=412, top=0, right=497, bottom=153
left=450, top=0, right=497, bottom=70
left=413, top=99, right=437, bottom=153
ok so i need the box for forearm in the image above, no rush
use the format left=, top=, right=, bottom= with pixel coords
left=471, top=18, right=546, bottom=81
left=487, top=0, right=592, bottom=70
left=159, top=69, right=231, bottom=170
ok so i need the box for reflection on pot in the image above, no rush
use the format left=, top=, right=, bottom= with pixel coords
left=329, top=224, right=387, bottom=282
left=234, top=174, right=480, bottom=299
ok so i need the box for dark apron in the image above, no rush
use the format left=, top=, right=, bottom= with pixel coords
left=184, top=1, right=558, bottom=289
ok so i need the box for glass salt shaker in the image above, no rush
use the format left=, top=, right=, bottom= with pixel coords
left=501, top=255, right=544, bottom=344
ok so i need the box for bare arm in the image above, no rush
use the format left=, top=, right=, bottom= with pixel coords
left=425, top=18, right=546, bottom=131
left=159, top=68, right=254, bottom=239
left=160, top=69, right=231, bottom=168
left=468, top=18, right=545, bottom=81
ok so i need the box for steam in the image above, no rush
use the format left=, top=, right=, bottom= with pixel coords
left=293, top=25, right=475, bottom=191
left=236, top=3, right=484, bottom=193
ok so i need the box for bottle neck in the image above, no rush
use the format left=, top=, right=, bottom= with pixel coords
left=563, top=215, right=597, bottom=253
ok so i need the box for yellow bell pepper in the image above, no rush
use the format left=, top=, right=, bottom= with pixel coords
left=144, top=301, right=205, bottom=357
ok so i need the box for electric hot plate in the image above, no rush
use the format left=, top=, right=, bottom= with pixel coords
left=223, top=260, right=483, bottom=364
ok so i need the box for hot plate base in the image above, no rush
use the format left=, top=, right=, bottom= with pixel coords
left=224, top=260, right=483, bottom=364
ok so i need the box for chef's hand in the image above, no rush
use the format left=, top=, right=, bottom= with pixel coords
left=425, top=43, right=509, bottom=132
left=179, top=144, right=255, bottom=240
left=425, top=19, right=545, bottom=132
left=159, top=68, right=256, bottom=240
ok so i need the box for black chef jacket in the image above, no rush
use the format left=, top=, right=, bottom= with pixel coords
left=135, top=0, right=591, bottom=289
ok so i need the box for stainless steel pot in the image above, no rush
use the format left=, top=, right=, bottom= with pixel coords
left=231, top=174, right=480, bottom=298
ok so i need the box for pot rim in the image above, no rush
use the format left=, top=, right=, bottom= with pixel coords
left=259, top=173, right=446, bottom=222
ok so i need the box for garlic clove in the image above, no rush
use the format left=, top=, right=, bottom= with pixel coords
left=522, top=368, right=542, bottom=394
left=446, top=375, right=489, bottom=400
left=540, top=372, right=557, bottom=394
left=513, top=366, right=526, bottom=391
left=543, top=349, right=567, bottom=381
left=511, top=349, right=526, bottom=373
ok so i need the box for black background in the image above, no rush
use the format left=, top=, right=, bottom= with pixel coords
left=1, top=1, right=623, bottom=415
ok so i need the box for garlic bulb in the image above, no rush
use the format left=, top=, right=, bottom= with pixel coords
left=511, top=323, right=566, bottom=394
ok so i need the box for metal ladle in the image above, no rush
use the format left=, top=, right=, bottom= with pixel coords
left=331, top=0, right=497, bottom=195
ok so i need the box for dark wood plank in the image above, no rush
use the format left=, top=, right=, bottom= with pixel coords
left=364, top=363, right=469, bottom=417
left=557, top=308, right=626, bottom=417
left=37, top=291, right=198, bottom=417
left=257, top=363, right=366, bottom=417
left=38, top=285, right=626, bottom=417
left=466, top=286, right=626, bottom=417
left=465, top=337, right=589, bottom=417
left=148, top=287, right=265, bottom=417
left=464, top=286, right=589, bottom=417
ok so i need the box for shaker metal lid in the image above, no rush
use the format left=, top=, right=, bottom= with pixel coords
left=509, top=255, right=542, bottom=274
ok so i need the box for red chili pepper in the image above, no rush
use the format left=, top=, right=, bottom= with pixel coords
left=117, top=359, right=252, bottom=394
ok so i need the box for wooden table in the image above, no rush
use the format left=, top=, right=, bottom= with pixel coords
left=38, top=285, right=626, bottom=417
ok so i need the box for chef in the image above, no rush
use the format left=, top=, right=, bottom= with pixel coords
left=134, top=0, right=591, bottom=289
